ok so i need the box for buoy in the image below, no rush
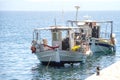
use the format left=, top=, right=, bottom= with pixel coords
left=31, top=46, right=36, bottom=53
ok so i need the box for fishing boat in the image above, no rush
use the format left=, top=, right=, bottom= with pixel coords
left=67, top=6, right=116, bottom=54
left=67, top=20, right=116, bottom=54
left=31, top=25, right=92, bottom=66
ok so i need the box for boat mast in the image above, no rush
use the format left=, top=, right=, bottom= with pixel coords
left=54, top=18, right=56, bottom=26
left=75, top=6, right=80, bottom=21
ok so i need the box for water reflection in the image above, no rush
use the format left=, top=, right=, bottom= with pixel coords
left=31, top=54, right=116, bottom=80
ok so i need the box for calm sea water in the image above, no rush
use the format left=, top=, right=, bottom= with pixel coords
left=0, top=11, right=120, bottom=80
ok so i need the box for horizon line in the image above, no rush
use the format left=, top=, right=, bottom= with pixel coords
left=0, top=10, right=120, bottom=12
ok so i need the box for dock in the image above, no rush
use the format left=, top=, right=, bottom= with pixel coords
left=85, top=61, right=120, bottom=80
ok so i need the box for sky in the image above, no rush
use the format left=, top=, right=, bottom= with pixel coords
left=0, top=0, right=120, bottom=11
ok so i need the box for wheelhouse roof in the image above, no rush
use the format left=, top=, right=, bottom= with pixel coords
left=67, top=20, right=113, bottom=23
left=34, top=26, right=85, bottom=31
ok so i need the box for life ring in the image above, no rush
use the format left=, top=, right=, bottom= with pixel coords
left=31, top=46, right=36, bottom=53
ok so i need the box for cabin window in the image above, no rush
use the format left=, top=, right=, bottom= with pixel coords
left=71, top=33, right=74, bottom=39
left=52, top=32, right=59, bottom=41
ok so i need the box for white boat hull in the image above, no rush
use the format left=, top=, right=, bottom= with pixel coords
left=34, top=50, right=90, bottom=66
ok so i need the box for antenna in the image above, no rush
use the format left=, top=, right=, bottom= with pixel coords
left=62, top=9, right=65, bottom=24
left=75, top=6, right=80, bottom=21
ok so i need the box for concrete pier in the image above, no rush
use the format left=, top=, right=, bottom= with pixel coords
left=85, top=61, right=120, bottom=80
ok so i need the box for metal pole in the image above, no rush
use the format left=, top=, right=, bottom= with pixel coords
left=75, top=6, right=80, bottom=21
left=111, top=21, right=113, bottom=38
left=54, top=18, right=56, bottom=26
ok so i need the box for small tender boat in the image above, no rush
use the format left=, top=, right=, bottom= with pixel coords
left=31, top=25, right=92, bottom=66
left=67, top=20, right=116, bottom=54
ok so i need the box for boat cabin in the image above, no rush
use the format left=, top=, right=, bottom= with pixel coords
left=32, top=26, right=90, bottom=52
left=67, top=20, right=101, bottom=38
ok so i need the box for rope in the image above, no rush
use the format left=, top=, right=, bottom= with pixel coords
left=46, top=57, right=51, bottom=71
left=43, top=44, right=59, bottom=50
